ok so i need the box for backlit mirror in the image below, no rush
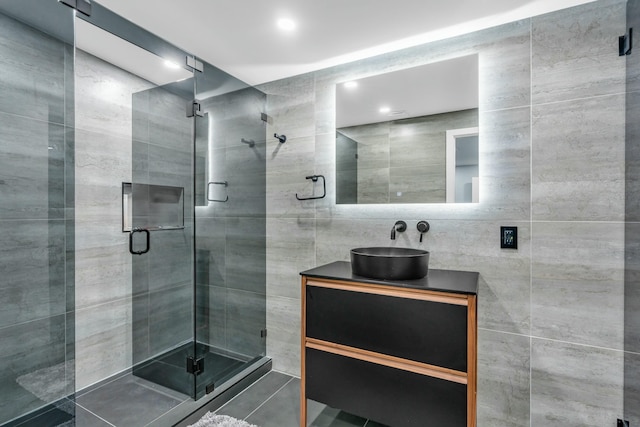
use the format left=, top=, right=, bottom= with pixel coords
left=336, top=54, right=479, bottom=204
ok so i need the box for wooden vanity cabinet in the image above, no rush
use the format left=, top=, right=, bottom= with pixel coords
left=300, top=269, right=478, bottom=427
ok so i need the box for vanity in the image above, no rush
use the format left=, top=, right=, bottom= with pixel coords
left=300, top=261, right=479, bottom=427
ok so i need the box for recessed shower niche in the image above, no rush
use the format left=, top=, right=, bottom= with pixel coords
left=122, top=182, right=185, bottom=232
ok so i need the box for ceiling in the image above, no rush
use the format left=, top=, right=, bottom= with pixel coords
left=96, top=0, right=596, bottom=86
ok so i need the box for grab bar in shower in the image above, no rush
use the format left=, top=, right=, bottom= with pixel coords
left=207, top=181, right=229, bottom=202
left=129, top=228, right=150, bottom=255
left=296, top=175, right=326, bottom=201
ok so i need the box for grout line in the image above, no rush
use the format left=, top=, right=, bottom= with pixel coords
left=530, top=90, right=627, bottom=108
left=74, top=402, right=117, bottom=426
left=529, top=335, right=625, bottom=353
left=478, top=327, right=531, bottom=339
left=242, top=377, right=296, bottom=421
left=529, top=16, right=533, bottom=427
left=215, top=371, right=278, bottom=413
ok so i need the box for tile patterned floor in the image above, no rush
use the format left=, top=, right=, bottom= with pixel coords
left=6, top=370, right=387, bottom=426
left=214, top=372, right=388, bottom=427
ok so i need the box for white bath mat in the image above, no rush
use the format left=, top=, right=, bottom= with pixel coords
left=188, top=412, right=259, bottom=427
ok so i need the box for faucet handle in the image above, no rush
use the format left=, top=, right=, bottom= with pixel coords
left=417, top=221, right=430, bottom=242
left=417, top=221, right=430, bottom=233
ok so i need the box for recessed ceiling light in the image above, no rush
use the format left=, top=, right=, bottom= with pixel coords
left=277, top=18, right=296, bottom=31
left=344, top=81, right=358, bottom=89
left=379, top=106, right=391, bottom=114
left=164, top=60, right=180, bottom=69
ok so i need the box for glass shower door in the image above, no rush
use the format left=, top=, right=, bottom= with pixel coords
left=127, top=70, right=197, bottom=398
left=0, top=1, right=75, bottom=424
left=192, top=61, right=268, bottom=399
left=72, top=14, right=200, bottom=398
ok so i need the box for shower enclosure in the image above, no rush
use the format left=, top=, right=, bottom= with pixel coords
left=0, top=0, right=268, bottom=425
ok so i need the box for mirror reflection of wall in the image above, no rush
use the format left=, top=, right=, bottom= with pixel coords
left=335, top=54, right=479, bottom=204
left=446, top=127, right=480, bottom=203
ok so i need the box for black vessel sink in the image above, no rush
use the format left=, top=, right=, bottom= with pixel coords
left=350, top=247, right=430, bottom=281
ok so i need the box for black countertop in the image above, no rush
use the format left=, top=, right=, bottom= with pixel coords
left=301, top=261, right=478, bottom=295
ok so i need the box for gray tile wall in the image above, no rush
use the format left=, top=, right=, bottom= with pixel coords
left=627, top=1, right=640, bottom=425
left=0, top=10, right=74, bottom=425
left=258, top=0, right=628, bottom=425
left=74, top=49, right=153, bottom=389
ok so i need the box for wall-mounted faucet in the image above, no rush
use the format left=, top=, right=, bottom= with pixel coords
left=390, top=220, right=407, bottom=240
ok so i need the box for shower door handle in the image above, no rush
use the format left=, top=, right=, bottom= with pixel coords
left=129, top=228, right=150, bottom=255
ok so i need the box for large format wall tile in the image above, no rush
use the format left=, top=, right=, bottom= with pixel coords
left=75, top=298, right=132, bottom=390
left=75, top=126, right=132, bottom=310
left=266, top=295, right=300, bottom=376
left=261, top=73, right=316, bottom=141
left=0, top=220, right=66, bottom=327
left=626, top=0, right=640, bottom=94
left=532, top=221, right=624, bottom=349
left=148, top=284, right=192, bottom=357
left=626, top=92, right=640, bottom=221
left=478, top=107, right=531, bottom=219
left=146, top=88, right=192, bottom=151
left=624, top=351, right=640, bottom=426
left=532, top=0, right=626, bottom=104
left=0, top=13, right=66, bottom=124
left=266, top=217, right=316, bottom=300
left=531, top=338, right=623, bottom=426
left=74, top=50, right=152, bottom=139
left=421, top=219, right=531, bottom=334
left=226, top=289, right=266, bottom=358
left=225, top=217, right=266, bottom=294
left=532, top=94, right=625, bottom=221
left=625, top=222, right=640, bottom=353
left=266, top=135, right=317, bottom=219
left=224, top=144, right=267, bottom=218
left=147, top=228, right=192, bottom=293
left=477, top=329, right=530, bottom=427
left=0, top=112, right=66, bottom=220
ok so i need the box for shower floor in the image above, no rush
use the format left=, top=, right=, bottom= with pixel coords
left=133, top=342, right=250, bottom=398
left=3, top=355, right=271, bottom=427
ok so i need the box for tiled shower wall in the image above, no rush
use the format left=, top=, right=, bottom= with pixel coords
left=74, top=49, right=153, bottom=389
left=0, top=10, right=74, bottom=425
left=260, top=0, right=633, bottom=425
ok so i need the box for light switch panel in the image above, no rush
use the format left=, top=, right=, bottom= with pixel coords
left=501, top=226, right=517, bottom=249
